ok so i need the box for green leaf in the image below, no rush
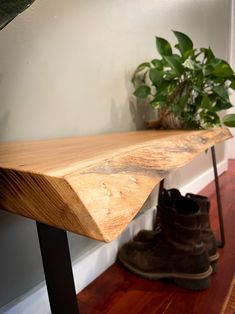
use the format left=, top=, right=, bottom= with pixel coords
left=194, top=71, right=204, bottom=88
left=151, top=59, right=163, bottom=70
left=201, top=95, right=211, bottom=109
left=203, top=64, right=214, bottom=76
left=132, top=62, right=150, bottom=83
left=174, top=43, right=180, bottom=52
left=230, top=80, right=235, bottom=90
left=183, top=58, right=198, bottom=70
left=150, top=94, right=166, bottom=108
left=150, top=100, right=165, bottom=108
left=206, top=47, right=215, bottom=62
left=194, top=95, right=203, bottom=108
left=168, top=81, right=178, bottom=94
left=201, top=47, right=215, bottom=62
left=178, top=95, right=188, bottom=108
left=133, top=85, right=151, bottom=98
left=156, top=80, right=171, bottom=95
left=172, top=104, right=182, bottom=116
left=171, top=95, right=188, bottom=117
left=136, top=62, right=151, bottom=72
left=206, top=57, right=234, bottom=78
left=212, top=77, right=227, bottom=85
left=173, top=30, right=193, bottom=55
left=156, top=37, right=172, bottom=56
left=155, top=94, right=167, bottom=102
left=149, top=69, right=163, bottom=86
left=213, top=62, right=234, bottom=78
left=172, top=54, right=182, bottom=62
left=202, top=112, right=220, bottom=125
left=164, top=70, right=179, bottom=80
left=209, top=57, right=223, bottom=67
left=203, top=58, right=222, bottom=76
left=164, top=55, right=184, bottom=74
left=213, top=86, right=229, bottom=102
left=183, top=49, right=196, bottom=60
left=222, top=114, right=235, bottom=127
left=214, top=100, right=233, bottom=111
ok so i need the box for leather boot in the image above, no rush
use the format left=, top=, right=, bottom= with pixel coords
left=134, top=189, right=219, bottom=271
left=186, top=193, right=219, bottom=270
left=118, top=190, right=212, bottom=290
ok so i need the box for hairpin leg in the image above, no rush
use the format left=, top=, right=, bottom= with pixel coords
left=159, top=179, right=165, bottom=199
left=211, top=146, right=225, bottom=248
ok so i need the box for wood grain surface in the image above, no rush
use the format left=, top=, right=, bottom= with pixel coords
left=0, top=128, right=232, bottom=242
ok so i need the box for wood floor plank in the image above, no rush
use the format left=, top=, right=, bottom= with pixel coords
left=77, top=160, right=235, bottom=314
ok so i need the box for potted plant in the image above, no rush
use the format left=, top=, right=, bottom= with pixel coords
left=132, top=31, right=235, bottom=129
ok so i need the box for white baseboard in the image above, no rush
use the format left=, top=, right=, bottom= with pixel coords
left=0, top=159, right=228, bottom=314
left=179, top=159, right=228, bottom=195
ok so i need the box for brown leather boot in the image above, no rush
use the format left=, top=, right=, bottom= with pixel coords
left=186, top=193, right=219, bottom=270
left=118, top=191, right=212, bottom=290
left=134, top=189, right=219, bottom=271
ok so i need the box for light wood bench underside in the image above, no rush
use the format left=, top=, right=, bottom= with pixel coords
left=0, top=127, right=231, bottom=242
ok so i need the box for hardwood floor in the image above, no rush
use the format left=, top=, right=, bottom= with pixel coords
left=77, top=160, right=235, bottom=314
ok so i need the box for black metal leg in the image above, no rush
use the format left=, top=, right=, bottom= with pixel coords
left=211, top=146, right=225, bottom=248
left=158, top=179, right=165, bottom=199
left=36, top=222, right=79, bottom=314
left=155, top=179, right=165, bottom=227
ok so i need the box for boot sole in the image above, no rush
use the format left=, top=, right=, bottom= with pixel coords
left=133, top=237, right=219, bottom=272
left=119, top=257, right=213, bottom=290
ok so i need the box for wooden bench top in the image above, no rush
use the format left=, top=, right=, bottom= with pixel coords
left=0, top=128, right=232, bottom=242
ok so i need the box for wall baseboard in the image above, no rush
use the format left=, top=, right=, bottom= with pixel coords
left=180, top=159, right=228, bottom=195
left=0, top=159, right=228, bottom=314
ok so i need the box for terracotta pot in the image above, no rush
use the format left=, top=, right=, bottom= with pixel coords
left=158, top=109, right=185, bottom=129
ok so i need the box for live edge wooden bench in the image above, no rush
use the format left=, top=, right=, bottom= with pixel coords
left=0, top=127, right=232, bottom=313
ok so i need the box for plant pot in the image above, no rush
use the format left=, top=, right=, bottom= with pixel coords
left=158, top=108, right=185, bottom=129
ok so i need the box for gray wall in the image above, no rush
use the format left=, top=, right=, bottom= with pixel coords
left=0, top=0, right=230, bottom=308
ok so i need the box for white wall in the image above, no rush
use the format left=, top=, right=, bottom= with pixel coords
left=226, top=0, right=235, bottom=159
left=0, top=0, right=231, bottom=142
left=0, top=0, right=231, bottom=310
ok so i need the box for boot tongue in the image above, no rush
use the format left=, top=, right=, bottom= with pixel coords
left=160, top=189, right=199, bottom=215
left=161, top=188, right=181, bottom=210
left=186, top=193, right=210, bottom=213
left=175, top=197, right=199, bottom=215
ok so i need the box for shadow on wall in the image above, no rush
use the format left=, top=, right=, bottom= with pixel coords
left=110, top=100, right=134, bottom=132
left=0, top=70, right=10, bottom=142
left=126, top=67, right=157, bottom=131
left=0, top=111, right=10, bottom=142
left=129, top=98, right=157, bottom=131
left=107, top=98, right=157, bottom=134
left=105, top=68, right=158, bottom=133
left=126, top=65, right=152, bottom=131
